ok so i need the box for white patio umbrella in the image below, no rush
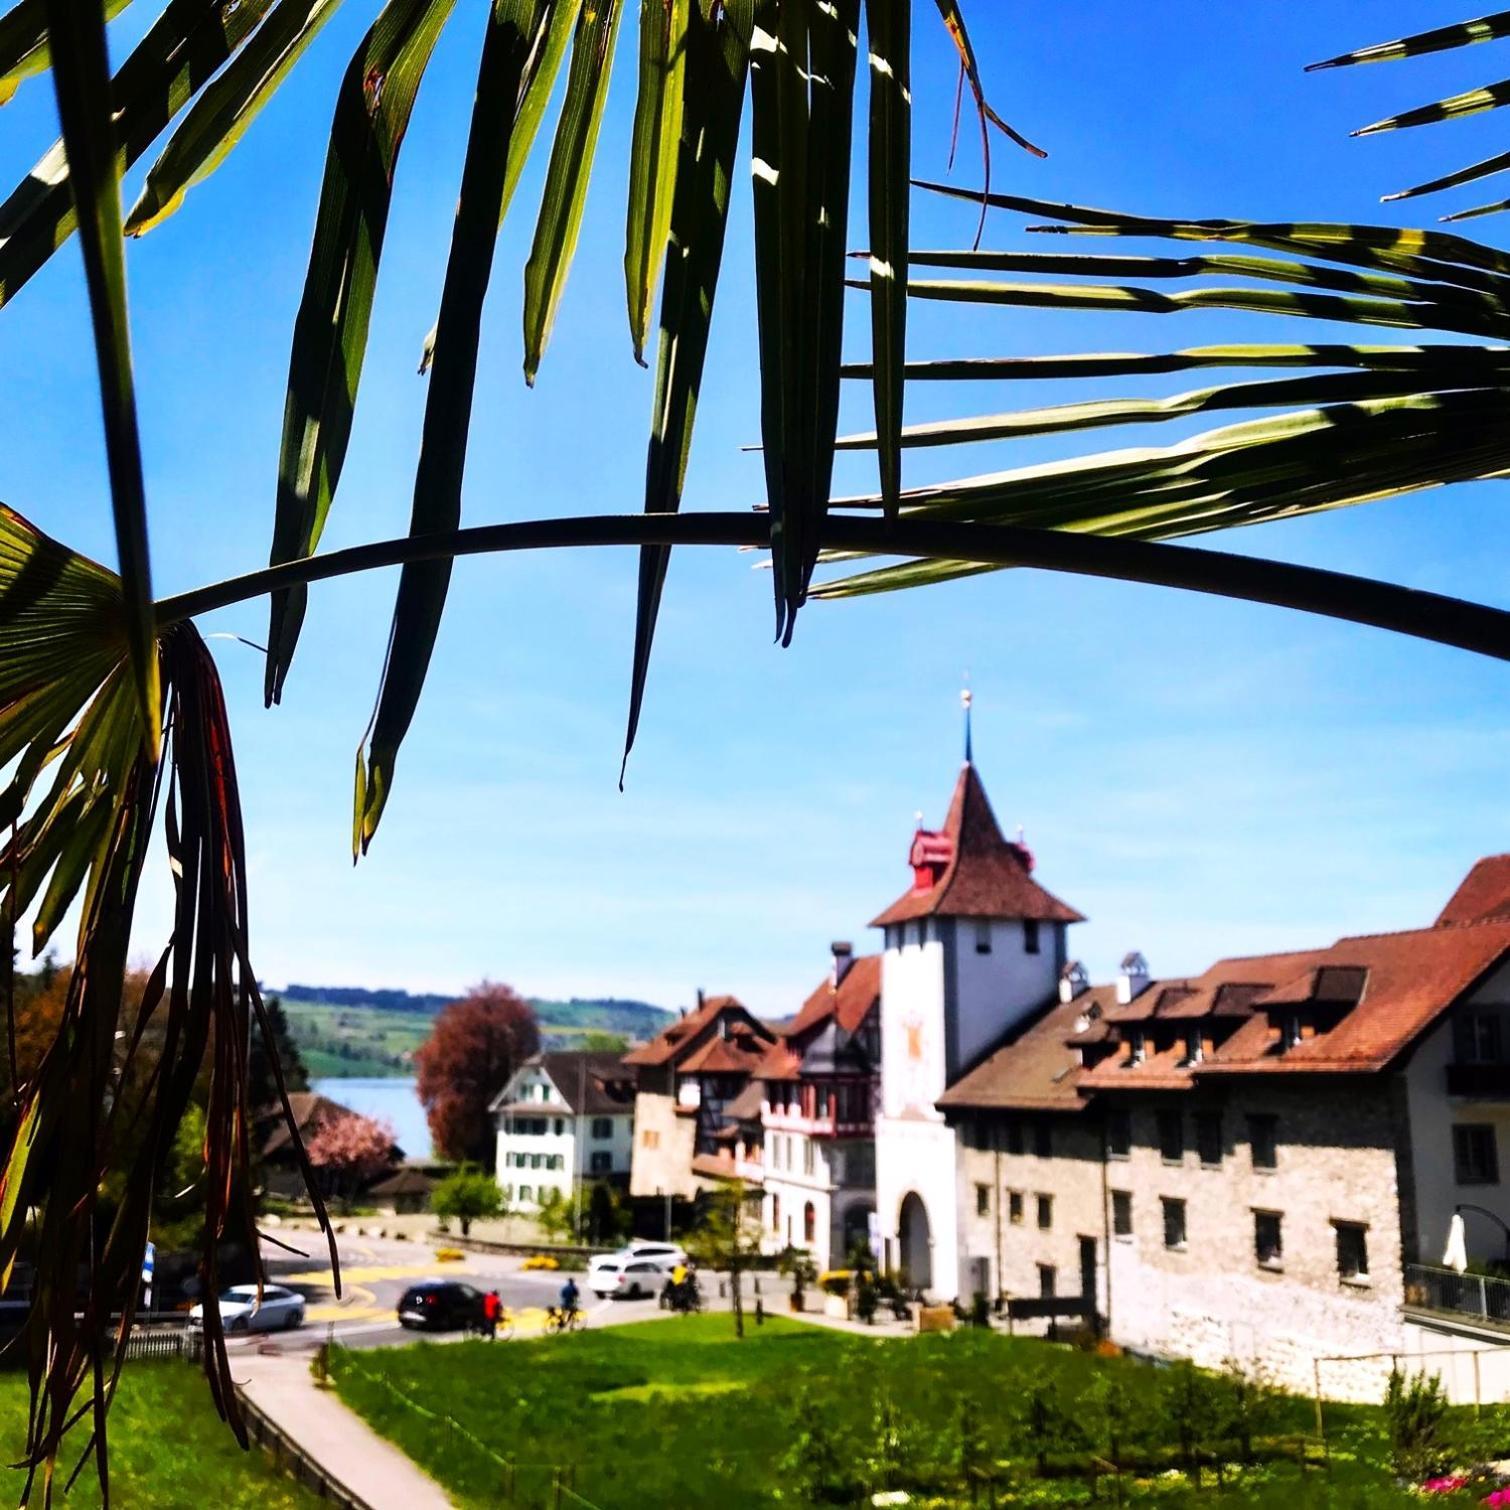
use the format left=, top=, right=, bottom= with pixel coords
left=1443, top=1212, right=1469, bottom=1274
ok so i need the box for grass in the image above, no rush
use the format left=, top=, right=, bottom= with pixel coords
left=0, top=1361, right=320, bottom=1507
left=329, top=1313, right=1440, bottom=1509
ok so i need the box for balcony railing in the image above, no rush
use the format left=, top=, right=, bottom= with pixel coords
left=1446, top=1063, right=1510, bottom=1098
left=763, top=1108, right=874, bottom=1138
left=1405, top=1263, right=1510, bottom=1328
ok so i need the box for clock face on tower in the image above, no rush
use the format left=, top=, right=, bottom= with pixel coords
left=900, top=1009, right=934, bottom=1113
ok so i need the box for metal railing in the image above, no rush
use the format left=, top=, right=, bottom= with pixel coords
left=1404, top=1263, right=1510, bottom=1326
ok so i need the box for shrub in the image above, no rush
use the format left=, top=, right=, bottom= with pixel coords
left=430, top=1166, right=503, bottom=1238
left=855, top=1279, right=878, bottom=1326
left=818, top=1269, right=852, bottom=1296
left=522, top=1254, right=559, bottom=1271
left=1015, top=1378, right=1084, bottom=1476
left=968, top=1291, right=990, bottom=1328
left=1162, top=1361, right=1223, bottom=1470
left=1384, top=1367, right=1450, bottom=1481
left=1216, top=1356, right=1280, bottom=1462
left=778, top=1389, right=858, bottom=1505
left=434, top=1248, right=464, bottom=1263
left=1082, top=1371, right=1135, bottom=1466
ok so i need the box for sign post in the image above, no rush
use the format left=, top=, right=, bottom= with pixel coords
left=141, top=1241, right=155, bottom=1315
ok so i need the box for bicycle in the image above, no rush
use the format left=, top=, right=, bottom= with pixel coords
left=545, top=1305, right=584, bottom=1335
left=465, top=1308, right=516, bottom=1341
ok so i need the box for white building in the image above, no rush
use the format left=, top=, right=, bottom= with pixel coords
left=871, top=756, right=1082, bottom=1296
left=491, top=1051, right=635, bottom=1213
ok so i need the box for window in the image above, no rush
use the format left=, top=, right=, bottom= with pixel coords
left=975, top=1183, right=990, bottom=1217
left=1335, top=1222, right=1369, bottom=1280
left=1454, top=1123, right=1500, bottom=1185
left=974, top=920, right=992, bottom=955
left=1457, top=1014, right=1504, bottom=1064
left=1282, top=1016, right=1302, bottom=1052
left=1008, top=1190, right=1023, bottom=1225
left=771, top=1195, right=780, bottom=1231
left=1162, top=1197, right=1186, bottom=1250
left=1006, top=1119, right=1024, bottom=1156
left=1107, top=1109, right=1132, bottom=1159
left=804, top=1140, right=815, bottom=1176
left=1254, top=1211, right=1283, bottom=1266
left=520, top=1185, right=533, bottom=1201
left=1158, top=1110, right=1184, bottom=1164
left=1129, top=1029, right=1146, bottom=1065
left=589, top=1151, right=611, bottom=1175
left=592, top=1117, right=613, bottom=1139
left=1036, top=1194, right=1053, bottom=1230
left=1184, top=1029, right=1203, bottom=1066
left=1196, top=1112, right=1223, bottom=1167
left=1248, top=1114, right=1277, bottom=1170
left=803, top=1202, right=816, bottom=1244
left=1111, top=1190, right=1133, bottom=1238
left=1034, top=1120, right=1053, bottom=1159
left=1037, top=1264, right=1056, bottom=1298
left=1024, top=919, right=1041, bottom=955
left=642, top=1129, right=660, bottom=1149
left=553, top=1118, right=565, bottom=1136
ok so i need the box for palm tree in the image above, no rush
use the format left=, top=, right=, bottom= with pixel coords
left=0, top=1, right=1507, bottom=1495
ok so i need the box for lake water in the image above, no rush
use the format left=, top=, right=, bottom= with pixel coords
left=312, top=1076, right=431, bottom=1161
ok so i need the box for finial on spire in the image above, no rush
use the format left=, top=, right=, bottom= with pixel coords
left=961, top=677, right=973, bottom=765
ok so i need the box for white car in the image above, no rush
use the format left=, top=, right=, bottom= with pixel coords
left=587, top=1241, right=685, bottom=1297
left=589, top=1255, right=677, bottom=1300
left=189, top=1283, right=305, bottom=1333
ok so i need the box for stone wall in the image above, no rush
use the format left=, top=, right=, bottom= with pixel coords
left=628, top=1091, right=699, bottom=1199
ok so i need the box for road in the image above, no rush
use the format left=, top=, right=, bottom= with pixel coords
left=227, top=1230, right=668, bottom=1356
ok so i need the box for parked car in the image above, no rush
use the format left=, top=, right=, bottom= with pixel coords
left=589, top=1255, right=676, bottom=1300
left=397, top=1280, right=486, bottom=1331
left=189, top=1283, right=304, bottom=1333
left=587, top=1241, right=684, bottom=1289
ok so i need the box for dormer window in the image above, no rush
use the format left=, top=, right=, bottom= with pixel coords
left=1129, top=1030, right=1146, bottom=1065
left=1282, top=1016, right=1302, bottom=1051
left=1024, top=919, right=1041, bottom=955
left=1184, top=1029, right=1203, bottom=1066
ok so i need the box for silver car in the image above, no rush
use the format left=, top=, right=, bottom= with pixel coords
left=190, top=1283, right=305, bottom=1333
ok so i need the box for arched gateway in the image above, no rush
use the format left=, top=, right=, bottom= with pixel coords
left=898, top=1191, right=932, bottom=1291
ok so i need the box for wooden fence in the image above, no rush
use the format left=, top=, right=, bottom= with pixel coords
left=236, top=1387, right=377, bottom=1510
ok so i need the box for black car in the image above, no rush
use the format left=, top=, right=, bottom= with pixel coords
left=397, top=1280, right=486, bottom=1332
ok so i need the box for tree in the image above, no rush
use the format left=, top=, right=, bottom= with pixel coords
left=248, top=995, right=309, bottom=1111
left=586, top=1181, right=631, bottom=1246
left=305, top=1112, right=396, bottom=1211
left=414, top=984, right=539, bottom=1164
left=687, top=1181, right=765, bottom=1339
left=431, top=1166, right=503, bottom=1238
left=579, top=1032, right=629, bottom=1054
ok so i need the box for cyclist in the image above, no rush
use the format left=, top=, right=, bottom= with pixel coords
left=559, top=1275, right=580, bottom=1320
left=482, top=1289, right=501, bottom=1340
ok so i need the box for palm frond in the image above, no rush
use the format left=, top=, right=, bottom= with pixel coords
left=264, top=0, right=457, bottom=706
left=356, top=0, right=553, bottom=855
left=0, top=0, right=131, bottom=105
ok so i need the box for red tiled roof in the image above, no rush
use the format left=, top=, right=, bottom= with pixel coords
left=871, top=764, right=1083, bottom=927
left=941, top=986, right=1116, bottom=1111
left=621, top=994, right=772, bottom=1067
left=754, top=1040, right=803, bottom=1080
left=784, top=955, right=882, bottom=1039
left=677, top=1034, right=768, bottom=1075
left=1437, top=856, right=1510, bottom=927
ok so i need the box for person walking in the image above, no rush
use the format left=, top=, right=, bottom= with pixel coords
left=482, top=1288, right=501, bottom=1340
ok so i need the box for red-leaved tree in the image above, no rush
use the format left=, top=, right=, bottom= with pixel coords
left=306, top=1111, right=397, bottom=1209
left=415, top=983, right=539, bottom=1164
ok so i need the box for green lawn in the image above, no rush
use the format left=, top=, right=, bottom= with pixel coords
left=0, top=1362, right=319, bottom=1508
left=329, top=1313, right=1438, bottom=1509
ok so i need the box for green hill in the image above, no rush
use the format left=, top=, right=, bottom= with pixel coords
left=275, top=987, right=673, bottom=1079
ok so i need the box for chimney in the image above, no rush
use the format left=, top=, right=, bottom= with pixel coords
left=1059, top=960, right=1089, bottom=1004
left=831, top=941, right=854, bottom=986
left=696, top=988, right=705, bottom=1011
left=1117, top=951, right=1150, bottom=1005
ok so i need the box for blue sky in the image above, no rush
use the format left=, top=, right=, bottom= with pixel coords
left=5, top=1, right=1509, bottom=1014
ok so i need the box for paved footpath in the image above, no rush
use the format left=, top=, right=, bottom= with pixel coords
left=234, top=1346, right=456, bottom=1510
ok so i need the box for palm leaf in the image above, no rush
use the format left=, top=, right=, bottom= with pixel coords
left=46, top=0, right=159, bottom=758
left=1309, top=12, right=1510, bottom=71
left=124, top=0, right=348, bottom=237
left=521, top=0, right=626, bottom=385
left=624, top=0, right=690, bottom=366
left=356, top=0, right=551, bottom=855
left=865, top=0, right=910, bottom=518
left=0, top=0, right=274, bottom=313
left=0, top=0, right=131, bottom=105
left=621, top=0, right=753, bottom=778
left=263, top=0, right=457, bottom=706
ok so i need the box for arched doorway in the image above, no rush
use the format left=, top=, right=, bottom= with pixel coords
left=841, top=1202, right=873, bottom=1262
left=898, top=1192, right=932, bottom=1290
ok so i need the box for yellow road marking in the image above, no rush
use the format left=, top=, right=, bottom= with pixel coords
left=284, top=1264, right=467, bottom=1286
left=307, top=1304, right=388, bottom=1324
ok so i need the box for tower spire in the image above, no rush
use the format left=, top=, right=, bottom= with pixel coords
left=961, top=679, right=973, bottom=765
